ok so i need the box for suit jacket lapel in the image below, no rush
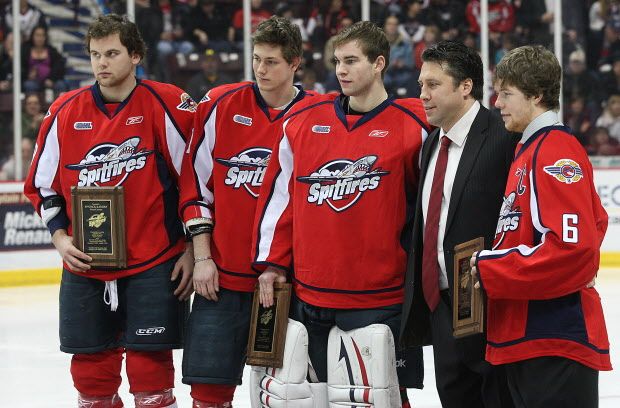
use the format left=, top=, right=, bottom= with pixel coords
left=445, top=107, right=490, bottom=235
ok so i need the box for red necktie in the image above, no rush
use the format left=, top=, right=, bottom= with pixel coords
left=422, top=136, right=451, bottom=311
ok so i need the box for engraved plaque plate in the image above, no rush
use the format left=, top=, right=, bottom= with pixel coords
left=453, top=237, right=484, bottom=338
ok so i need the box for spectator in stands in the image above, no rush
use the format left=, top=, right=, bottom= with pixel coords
left=275, top=3, right=309, bottom=42
left=185, top=48, right=234, bottom=102
left=494, top=33, right=516, bottom=65
left=600, top=52, right=620, bottom=99
left=0, top=32, right=14, bottom=92
left=514, top=0, right=553, bottom=46
left=596, top=93, right=620, bottom=141
left=22, top=93, right=44, bottom=141
left=586, top=126, right=620, bottom=155
left=21, top=26, right=67, bottom=96
left=466, top=0, right=515, bottom=35
left=599, top=15, right=620, bottom=67
left=414, top=24, right=439, bottom=70
left=307, top=0, right=351, bottom=48
left=399, top=0, right=427, bottom=45
left=564, top=95, right=594, bottom=146
left=563, top=49, right=603, bottom=114
left=588, top=0, right=608, bottom=70
left=424, top=0, right=464, bottom=41
left=155, top=0, right=194, bottom=82
left=135, top=0, right=163, bottom=76
left=1, top=0, right=47, bottom=42
left=383, top=14, right=415, bottom=96
left=188, top=0, right=231, bottom=52
left=0, top=137, right=34, bottom=181
left=228, top=0, right=270, bottom=50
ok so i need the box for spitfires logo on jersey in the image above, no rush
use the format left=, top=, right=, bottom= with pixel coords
left=65, top=137, right=154, bottom=186
left=177, top=93, right=197, bottom=112
left=493, top=191, right=522, bottom=249
left=543, top=159, right=583, bottom=184
left=297, top=155, right=389, bottom=212
left=215, top=147, right=271, bottom=197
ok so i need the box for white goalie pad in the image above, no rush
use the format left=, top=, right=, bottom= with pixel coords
left=327, top=324, right=400, bottom=408
left=250, top=319, right=328, bottom=408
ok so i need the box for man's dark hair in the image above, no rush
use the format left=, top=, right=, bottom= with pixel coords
left=422, top=40, right=483, bottom=100
left=252, top=16, right=302, bottom=64
left=332, top=21, right=390, bottom=76
left=85, top=14, right=147, bottom=60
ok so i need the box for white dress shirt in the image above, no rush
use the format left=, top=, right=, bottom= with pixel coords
left=422, top=101, right=481, bottom=290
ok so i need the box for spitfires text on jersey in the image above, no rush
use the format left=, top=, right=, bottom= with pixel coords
left=297, top=155, right=389, bottom=212
left=65, top=137, right=154, bottom=186
left=216, top=147, right=271, bottom=197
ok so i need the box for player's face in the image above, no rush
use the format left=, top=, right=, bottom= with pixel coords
left=89, top=34, right=140, bottom=90
left=418, top=61, right=468, bottom=131
left=494, top=83, right=537, bottom=133
left=252, top=43, right=297, bottom=93
left=334, top=41, right=383, bottom=98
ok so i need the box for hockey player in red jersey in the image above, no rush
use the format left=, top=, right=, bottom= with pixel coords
left=252, top=21, right=428, bottom=407
left=471, top=45, right=611, bottom=407
left=23, top=15, right=194, bottom=408
left=177, top=16, right=316, bottom=407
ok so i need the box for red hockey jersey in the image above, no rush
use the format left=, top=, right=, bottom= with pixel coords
left=24, top=79, right=195, bottom=281
left=252, top=95, right=429, bottom=309
left=178, top=82, right=316, bottom=292
left=476, top=123, right=611, bottom=371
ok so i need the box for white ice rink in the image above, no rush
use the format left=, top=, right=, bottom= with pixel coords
left=2, top=270, right=619, bottom=407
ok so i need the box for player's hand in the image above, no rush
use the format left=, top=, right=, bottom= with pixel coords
left=193, top=257, right=219, bottom=301
left=52, top=229, right=91, bottom=272
left=171, top=244, right=194, bottom=301
left=470, top=251, right=480, bottom=290
left=258, top=266, right=286, bottom=307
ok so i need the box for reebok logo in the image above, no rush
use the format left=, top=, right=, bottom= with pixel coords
left=368, top=130, right=389, bottom=138
left=126, top=116, right=143, bottom=125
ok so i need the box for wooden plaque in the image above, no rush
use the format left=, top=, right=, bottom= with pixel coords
left=71, top=186, right=126, bottom=268
left=246, top=282, right=292, bottom=367
left=453, top=237, right=484, bottom=338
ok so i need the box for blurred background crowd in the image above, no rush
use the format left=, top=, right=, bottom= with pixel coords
left=1, top=0, right=620, bottom=181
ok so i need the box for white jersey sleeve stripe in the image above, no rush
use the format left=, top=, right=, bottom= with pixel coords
left=256, top=132, right=294, bottom=262
left=34, top=117, right=60, bottom=197
left=165, top=113, right=186, bottom=176
left=193, top=105, right=218, bottom=218
left=529, top=166, right=550, bottom=239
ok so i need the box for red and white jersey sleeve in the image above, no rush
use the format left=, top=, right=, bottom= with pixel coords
left=253, top=96, right=429, bottom=309
left=476, top=125, right=611, bottom=371
left=24, top=79, right=195, bottom=281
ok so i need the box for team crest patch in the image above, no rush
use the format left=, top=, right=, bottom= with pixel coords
left=65, top=137, right=154, bottom=187
left=297, top=155, right=389, bottom=212
left=74, top=121, right=93, bottom=130
left=312, top=125, right=331, bottom=134
left=176, top=93, right=197, bottom=112
left=543, top=159, right=583, bottom=184
left=126, top=116, right=143, bottom=125
left=215, top=147, right=270, bottom=197
left=368, top=129, right=389, bottom=138
left=233, top=114, right=252, bottom=126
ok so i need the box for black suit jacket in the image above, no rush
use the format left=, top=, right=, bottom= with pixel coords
left=400, top=106, right=518, bottom=362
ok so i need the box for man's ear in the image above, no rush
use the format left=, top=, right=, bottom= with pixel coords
left=291, top=56, right=302, bottom=72
left=374, top=55, right=386, bottom=74
left=461, top=78, right=473, bottom=97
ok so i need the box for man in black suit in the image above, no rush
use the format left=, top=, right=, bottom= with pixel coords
left=400, top=41, right=517, bottom=407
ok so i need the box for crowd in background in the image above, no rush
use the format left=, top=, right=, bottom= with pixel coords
left=1, top=0, right=620, bottom=180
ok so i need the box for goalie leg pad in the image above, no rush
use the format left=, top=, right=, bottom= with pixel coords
left=327, top=324, right=399, bottom=408
left=250, top=319, right=327, bottom=408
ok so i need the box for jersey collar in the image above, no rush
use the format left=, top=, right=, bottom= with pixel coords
left=334, top=94, right=394, bottom=131
left=91, top=77, right=140, bottom=119
left=252, top=83, right=307, bottom=122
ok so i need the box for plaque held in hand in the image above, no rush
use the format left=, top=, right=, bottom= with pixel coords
left=246, top=282, right=291, bottom=367
left=453, top=237, right=484, bottom=338
left=71, top=186, right=126, bottom=268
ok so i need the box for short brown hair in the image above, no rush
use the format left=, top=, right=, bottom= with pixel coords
left=252, top=16, right=302, bottom=64
left=332, top=21, right=390, bottom=75
left=85, top=14, right=147, bottom=60
left=494, top=45, right=561, bottom=110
